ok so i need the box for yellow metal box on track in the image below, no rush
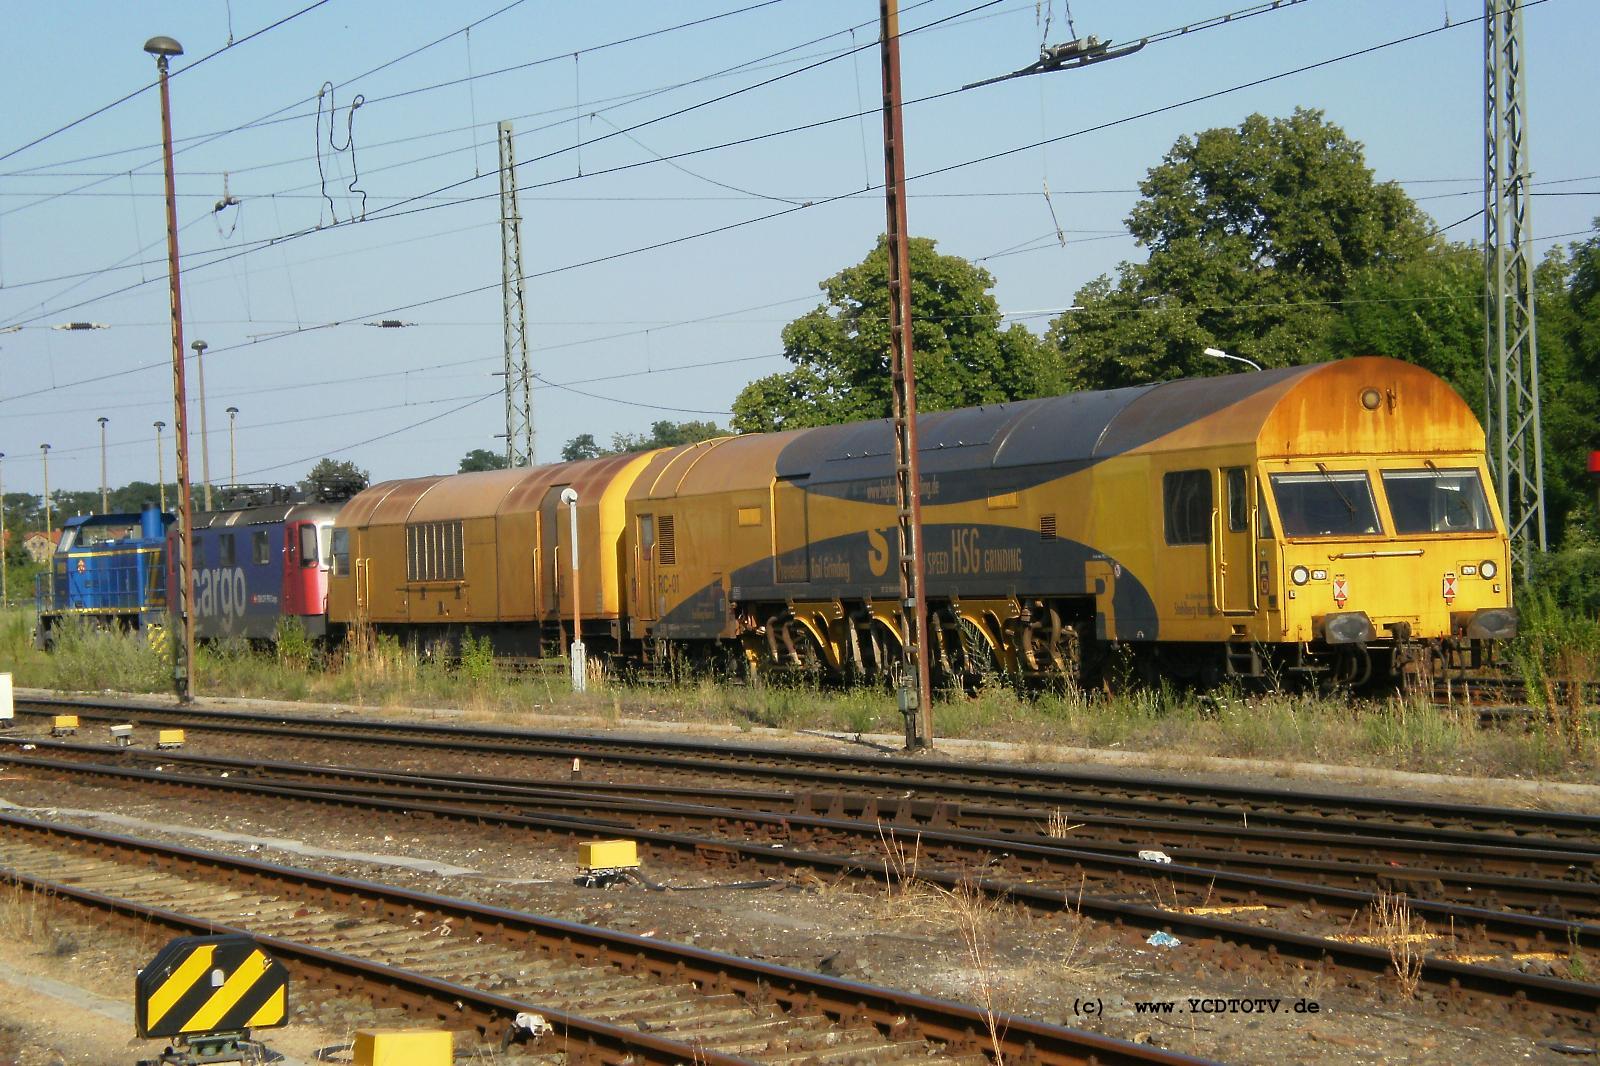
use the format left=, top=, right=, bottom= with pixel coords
left=578, top=838, right=639, bottom=871
left=353, top=1029, right=452, bottom=1066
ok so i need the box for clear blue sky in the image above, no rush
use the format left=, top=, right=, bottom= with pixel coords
left=1, top=0, right=1595, bottom=500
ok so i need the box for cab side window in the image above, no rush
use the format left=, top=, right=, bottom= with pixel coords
left=1163, top=470, right=1211, bottom=545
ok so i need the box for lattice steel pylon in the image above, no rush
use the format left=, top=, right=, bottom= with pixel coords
left=1484, top=0, right=1545, bottom=577
left=499, top=120, right=535, bottom=467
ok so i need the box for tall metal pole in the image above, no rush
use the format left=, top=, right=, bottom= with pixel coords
left=147, top=34, right=195, bottom=703
left=98, top=416, right=110, bottom=513
left=226, top=406, right=238, bottom=487
left=561, top=487, right=585, bottom=692
left=39, top=444, right=51, bottom=536
left=153, top=421, right=167, bottom=511
left=192, top=338, right=212, bottom=511
left=1484, top=0, right=1545, bottom=579
left=879, top=0, right=933, bottom=751
left=498, top=121, right=535, bottom=467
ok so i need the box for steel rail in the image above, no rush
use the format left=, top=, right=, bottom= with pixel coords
left=18, top=695, right=1600, bottom=845
left=14, top=737, right=1600, bottom=919
left=8, top=748, right=1600, bottom=1027
left=0, top=812, right=1205, bottom=1066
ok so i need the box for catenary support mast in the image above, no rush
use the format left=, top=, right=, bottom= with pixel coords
left=499, top=120, right=535, bottom=467
left=879, top=0, right=933, bottom=750
left=1484, top=0, right=1545, bottom=576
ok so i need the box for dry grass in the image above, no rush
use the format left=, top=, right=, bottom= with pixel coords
left=1370, top=890, right=1426, bottom=998
left=870, top=823, right=945, bottom=921
left=8, top=603, right=1600, bottom=783
left=1041, top=809, right=1081, bottom=839
left=946, top=877, right=1009, bottom=1065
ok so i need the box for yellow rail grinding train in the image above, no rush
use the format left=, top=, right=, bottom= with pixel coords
left=327, top=356, right=1515, bottom=688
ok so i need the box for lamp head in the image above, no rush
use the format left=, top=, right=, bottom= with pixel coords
left=99, top=416, right=109, bottom=427
left=225, top=406, right=238, bottom=416
left=191, top=339, right=207, bottom=354
left=154, top=420, right=166, bottom=430
left=1203, top=347, right=1227, bottom=359
left=144, top=36, right=184, bottom=58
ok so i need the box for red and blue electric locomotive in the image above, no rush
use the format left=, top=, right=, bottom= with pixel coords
left=182, top=499, right=341, bottom=641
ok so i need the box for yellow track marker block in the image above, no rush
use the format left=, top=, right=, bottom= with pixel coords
left=353, top=1029, right=452, bottom=1066
left=578, top=839, right=639, bottom=871
left=157, top=728, right=185, bottom=749
left=51, top=714, right=79, bottom=735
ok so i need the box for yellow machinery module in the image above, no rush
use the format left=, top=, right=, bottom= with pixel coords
left=623, top=357, right=1513, bottom=688
left=327, top=452, right=655, bottom=655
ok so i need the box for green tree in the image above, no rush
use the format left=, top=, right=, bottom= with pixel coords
left=561, top=421, right=725, bottom=461
left=1527, top=238, right=1600, bottom=543
left=732, top=235, right=1062, bottom=433
left=610, top=420, right=724, bottom=452
left=458, top=448, right=509, bottom=473
left=560, top=434, right=603, bottom=462
left=1052, top=108, right=1434, bottom=386
left=1329, top=245, right=1485, bottom=415
left=300, top=458, right=369, bottom=502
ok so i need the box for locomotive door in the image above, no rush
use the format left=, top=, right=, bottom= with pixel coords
left=634, top=514, right=658, bottom=622
left=538, top=486, right=568, bottom=618
left=352, top=527, right=371, bottom=618
left=1214, top=467, right=1256, bottom=614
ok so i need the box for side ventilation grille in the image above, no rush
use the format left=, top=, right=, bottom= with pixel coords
left=658, top=515, right=676, bottom=565
left=1040, top=514, right=1057, bottom=542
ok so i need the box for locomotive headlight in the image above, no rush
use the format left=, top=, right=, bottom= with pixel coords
left=1480, top=560, right=1498, bottom=580
left=1291, top=565, right=1310, bottom=586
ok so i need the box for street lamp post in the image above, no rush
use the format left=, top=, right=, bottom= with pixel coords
left=192, top=338, right=212, bottom=511
left=1203, top=346, right=1263, bottom=372
left=39, top=444, right=51, bottom=536
left=98, top=416, right=110, bottom=513
left=560, top=487, right=585, bottom=693
left=225, top=406, right=238, bottom=488
left=147, top=32, right=195, bottom=703
left=153, top=421, right=167, bottom=511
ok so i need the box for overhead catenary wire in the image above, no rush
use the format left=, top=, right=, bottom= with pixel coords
left=0, top=2, right=1553, bottom=410
left=0, top=0, right=970, bottom=318
left=1, top=0, right=1307, bottom=330
left=0, top=0, right=336, bottom=166
left=0, top=0, right=819, bottom=218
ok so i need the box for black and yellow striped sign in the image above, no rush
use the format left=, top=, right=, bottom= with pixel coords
left=135, top=935, right=289, bottom=1039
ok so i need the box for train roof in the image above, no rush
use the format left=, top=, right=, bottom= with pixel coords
left=340, top=451, right=651, bottom=526
left=338, top=357, right=1482, bottom=515
left=192, top=501, right=343, bottom=529
left=61, top=510, right=171, bottom=529
left=632, top=356, right=1482, bottom=500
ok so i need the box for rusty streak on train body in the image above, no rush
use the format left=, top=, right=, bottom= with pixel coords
left=325, top=357, right=1516, bottom=688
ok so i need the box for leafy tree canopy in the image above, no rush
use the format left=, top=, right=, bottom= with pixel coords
left=560, top=434, right=603, bottom=462
left=300, top=458, right=369, bottom=502
left=458, top=448, right=509, bottom=473
left=1051, top=108, right=1435, bottom=387
left=732, top=235, right=1063, bottom=433
left=559, top=421, right=725, bottom=462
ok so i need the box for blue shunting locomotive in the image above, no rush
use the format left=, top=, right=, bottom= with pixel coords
left=35, top=503, right=173, bottom=649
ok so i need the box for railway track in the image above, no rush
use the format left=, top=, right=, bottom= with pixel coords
left=10, top=738, right=1600, bottom=925
left=0, top=811, right=1198, bottom=1066
left=16, top=695, right=1600, bottom=847
left=1432, top=674, right=1600, bottom=711
left=5, top=741, right=1600, bottom=1030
